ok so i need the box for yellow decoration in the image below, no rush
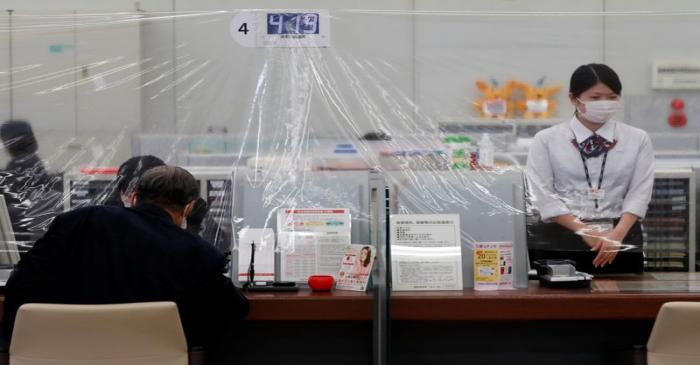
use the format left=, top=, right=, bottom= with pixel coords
left=473, top=79, right=517, bottom=119
left=512, top=80, right=562, bottom=119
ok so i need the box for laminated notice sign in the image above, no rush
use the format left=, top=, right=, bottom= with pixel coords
left=278, top=208, right=351, bottom=282
left=390, top=214, right=463, bottom=291
left=474, top=242, right=514, bottom=291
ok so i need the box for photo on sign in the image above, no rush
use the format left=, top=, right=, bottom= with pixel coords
left=337, top=244, right=375, bottom=292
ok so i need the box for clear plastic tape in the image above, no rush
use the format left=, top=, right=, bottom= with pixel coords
left=0, top=8, right=694, bottom=273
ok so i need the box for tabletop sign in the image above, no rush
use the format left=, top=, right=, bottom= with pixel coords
left=278, top=208, right=351, bottom=282
left=337, top=244, right=375, bottom=292
left=390, top=214, right=463, bottom=291
left=230, top=10, right=330, bottom=48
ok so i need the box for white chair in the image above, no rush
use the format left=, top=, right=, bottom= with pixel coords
left=10, top=302, right=190, bottom=365
left=647, top=302, right=700, bottom=365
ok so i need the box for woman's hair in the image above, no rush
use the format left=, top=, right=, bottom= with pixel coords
left=116, top=155, right=166, bottom=195
left=102, top=155, right=166, bottom=206
left=360, top=246, right=371, bottom=267
left=569, top=63, right=622, bottom=97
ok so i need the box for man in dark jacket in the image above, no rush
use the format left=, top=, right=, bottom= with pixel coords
left=103, top=155, right=211, bottom=239
left=2, top=165, right=248, bottom=350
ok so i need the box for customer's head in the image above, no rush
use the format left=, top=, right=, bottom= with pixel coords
left=115, top=155, right=165, bottom=206
left=0, top=120, right=39, bottom=158
left=134, top=166, right=200, bottom=227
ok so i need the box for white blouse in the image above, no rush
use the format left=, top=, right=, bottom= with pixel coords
left=526, top=116, right=655, bottom=221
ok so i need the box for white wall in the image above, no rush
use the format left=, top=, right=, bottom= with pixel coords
left=163, top=0, right=415, bottom=141
left=138, top=0, right=177, bottom=134
left=148, top=0, right=700, bottom=138
left=4, top=0, right=700, bottom=168
left=605, top=0, right=700, bottom=94
left=413, top=0, right=604, bottom=123
left=0, top=6, right=142, bottom=169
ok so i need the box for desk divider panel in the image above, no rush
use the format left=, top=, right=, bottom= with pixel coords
left=387, top=170, right=528, bottom=289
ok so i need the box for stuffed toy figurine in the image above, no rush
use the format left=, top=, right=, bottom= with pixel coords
left=513, top=77, right=562, bottom=119
left=473, top=78, right=517, bottom=119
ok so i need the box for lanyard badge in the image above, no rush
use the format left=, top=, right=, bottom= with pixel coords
left=571, top=134, right=617, bottom=209
left=587, top=187, right=605, bottom=201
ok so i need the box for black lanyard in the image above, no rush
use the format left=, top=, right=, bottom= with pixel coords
left=576, top=145, right=608, bottom=209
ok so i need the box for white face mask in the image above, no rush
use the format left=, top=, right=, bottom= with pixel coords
left=180, top=218, right=187, bottom=230
left=483, top=100, right=507, bottom=116
left=526, top=100, right=549, bottom=114
left=576, top=99, right=619, bottom=124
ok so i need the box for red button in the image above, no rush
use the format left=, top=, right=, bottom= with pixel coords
left=308, top=275, right=335, bottom=291
left=671, top=98, right=685, bottom=110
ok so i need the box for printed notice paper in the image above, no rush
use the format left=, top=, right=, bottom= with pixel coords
left=390, top=214, right=463, bottom=291
left=237, top=228, right=276, bottom=284
left=473, top=242, right=514, bottom=291
left=336, top=244, right=375, bottom=292
left=278, top=208, right=351, bottom=282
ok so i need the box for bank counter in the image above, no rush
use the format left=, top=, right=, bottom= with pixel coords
left=2, top=274, right=699, bottom=364
left=250, top=276, right=700, bottom=365
left=16, top=167, right=689, bottom=364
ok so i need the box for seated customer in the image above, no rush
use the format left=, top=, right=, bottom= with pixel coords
left=2, top=166, right=248, bottom=350
left=104, top=155, right=209, bottom=236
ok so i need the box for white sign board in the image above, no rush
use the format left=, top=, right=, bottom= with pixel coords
left=278, top=208, right=351, bottom=282
left=652, top=61, right=700, bottom=89
left=390, top=214, right=463, bottom=291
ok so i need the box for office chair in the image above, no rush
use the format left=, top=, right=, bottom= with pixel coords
left=647, top=301, right=700, bottom=365
left=9, top=302, right=203, bottom=365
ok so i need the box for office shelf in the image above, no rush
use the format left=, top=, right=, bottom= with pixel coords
left=644, top=169, right=696, bottom=272
left=439, top=118, right=564, bottom=136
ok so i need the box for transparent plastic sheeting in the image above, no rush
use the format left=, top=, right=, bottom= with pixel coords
left=0, top=9, right=697, bottom=276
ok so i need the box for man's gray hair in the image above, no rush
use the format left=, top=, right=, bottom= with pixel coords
left=136, top=166, right=199, bottom=211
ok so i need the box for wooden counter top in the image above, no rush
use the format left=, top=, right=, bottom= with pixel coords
left=2, top=275, right=698, bottom=322
left=244, top=290, right=374, bottom=321
left=244, top=275, right=700, bottom=321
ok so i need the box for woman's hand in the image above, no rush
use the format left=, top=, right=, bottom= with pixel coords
left=590, top=213, right=638, bottom=268
left=580, top=230, right=605, bottom=250
left=591, top=230, right=625, bottom=268
left=578, top=228, right=621, bottom=268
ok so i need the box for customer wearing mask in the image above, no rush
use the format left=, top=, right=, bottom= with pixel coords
left=2, top=166, right=248, bottom=352
left=527, top=63, right=654, bottom=273
left=104, top=155, right=209, bottom=235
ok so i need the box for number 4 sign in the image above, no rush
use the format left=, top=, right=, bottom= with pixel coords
left=230, top=11, right=258, bottom=48
left=230, top=10, right=330, bottom=48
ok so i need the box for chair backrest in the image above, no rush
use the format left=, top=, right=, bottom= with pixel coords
left=647, top=301, right=700, bottom=365
left=10, top=302, right=188, bottom=365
